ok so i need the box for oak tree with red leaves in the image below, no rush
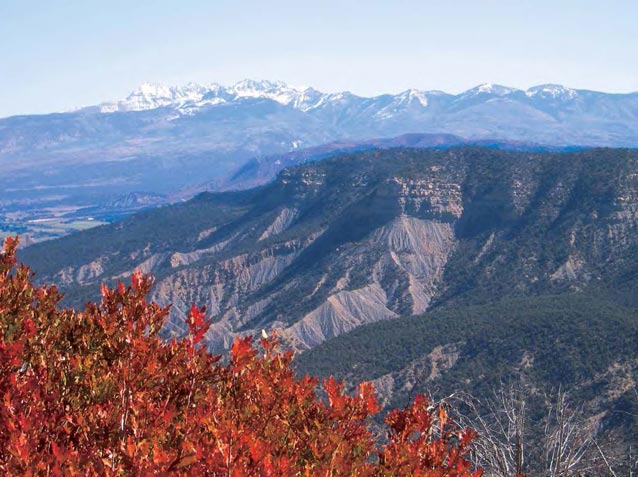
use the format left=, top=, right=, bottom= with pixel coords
left=0, top=237, right=482, bottom=476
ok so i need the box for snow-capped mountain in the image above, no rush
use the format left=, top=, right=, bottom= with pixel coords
left=85, top=79, right=638, bottom=133
left=95, top=80, right=588, bottom=116
left=91, top=79, right=452, bottom=115
left=458, top=83, right=521, bottom=97
left=98, top=82, right=210, bottom=112
left=525, top=84, right=577, bottom=99
left=94, top=80, right=325, bottom=113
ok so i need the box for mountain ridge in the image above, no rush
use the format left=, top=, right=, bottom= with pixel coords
left=60, top=79, right=636, bottom=117
left=19, top=147, right=638, bottom=352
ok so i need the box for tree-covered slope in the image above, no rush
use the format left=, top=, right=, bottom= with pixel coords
left=296, top=294, right=638, bottom=409
left=295, top=293, right=638, bottom=467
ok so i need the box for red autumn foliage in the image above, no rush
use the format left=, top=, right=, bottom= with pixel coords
left=0, top=237, right=482, bottom=476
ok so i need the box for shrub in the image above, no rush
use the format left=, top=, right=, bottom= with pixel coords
left=0, top=237, right=481, bottom=476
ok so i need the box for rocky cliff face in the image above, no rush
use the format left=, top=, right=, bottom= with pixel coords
left=20, top=147, right=638, bottom=351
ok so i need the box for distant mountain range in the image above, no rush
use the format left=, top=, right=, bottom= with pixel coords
left=2, top=80, right=637, bottom=242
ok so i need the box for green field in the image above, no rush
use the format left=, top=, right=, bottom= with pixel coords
left=0, top=218, right=107, bottom=245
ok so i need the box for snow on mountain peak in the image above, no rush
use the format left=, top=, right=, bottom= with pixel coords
left=92, top=80, right=590, bottom=115
left=96, top=79, right=331, bottom=114
left=225, top=79, right=331, bottom=111
left=231, top=79, right=287, bottom=92
left=99, top=82, right=210, bottom=112
left=134, top=82, right=171, bottom=97
left=401, top=89, right=429, bottom=107
left=463, top=83, right=521, bottom=97
left=525, top=84, right=577, bottom=99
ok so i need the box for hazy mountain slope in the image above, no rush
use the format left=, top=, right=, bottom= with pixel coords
left=206, top=132, right=574, bottom=194
left=20, top=147, right=638, bottom=352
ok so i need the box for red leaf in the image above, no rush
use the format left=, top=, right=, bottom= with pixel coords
left=187, top=304, right=210, bottom=345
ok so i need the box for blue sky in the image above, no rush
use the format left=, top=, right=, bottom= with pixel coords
left=1, top=0, right=637, bottom=117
